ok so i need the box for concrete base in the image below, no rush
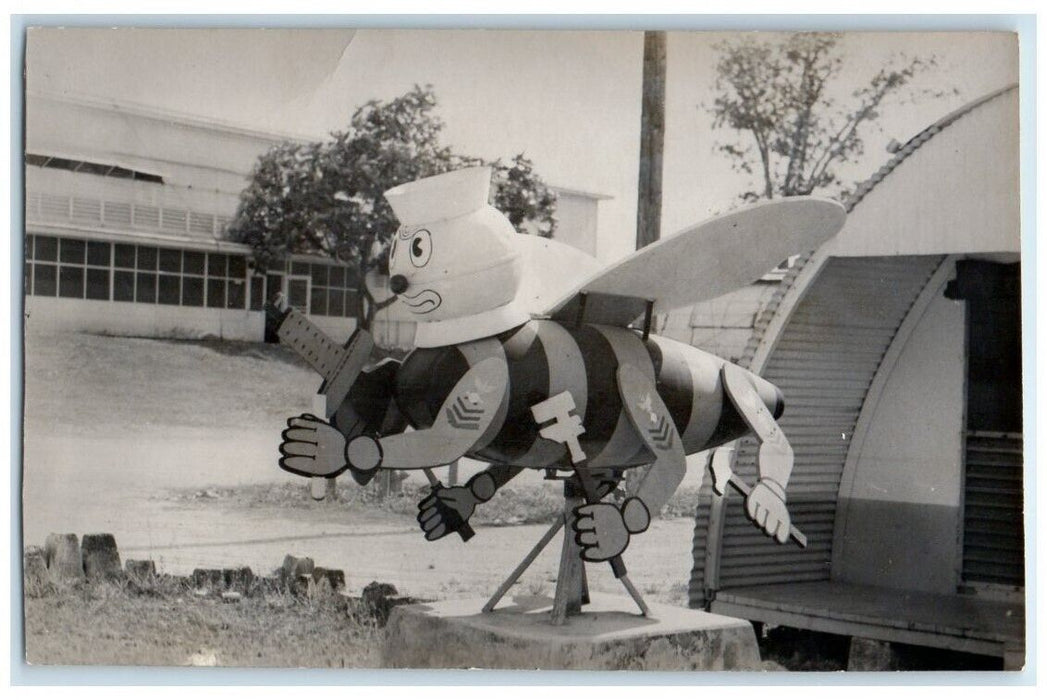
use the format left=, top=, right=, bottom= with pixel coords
left=381, top=593, right=761, bottom=671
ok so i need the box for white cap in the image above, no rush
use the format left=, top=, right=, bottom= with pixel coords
left=384, top=166, right=492, bottom=225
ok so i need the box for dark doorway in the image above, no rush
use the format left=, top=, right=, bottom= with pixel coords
left=946, top=260, right=1023, bottom=588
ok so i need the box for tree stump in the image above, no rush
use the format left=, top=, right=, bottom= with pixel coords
left=191, top=568, right=224, bottom=591
left=23, top=546, right=49, bottom=596
left=81, top=534, right=122, bottom=580
left=223, top=567, right=254, bottom=593
left=280, top=555, right=314, bottom=586
left=44, top=533, right=84, bottom=584
left=313, top=567, right=346, bottom=593
left=125, top=560, right=157, bottom=580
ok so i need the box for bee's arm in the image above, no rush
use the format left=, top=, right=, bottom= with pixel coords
left=347, top=357, right=510, bottom=471
left=415, top=464, right=524, bottom=541
left=616, top=363, right=688, bottom=516
left=329, top=358, right=405, bottom=439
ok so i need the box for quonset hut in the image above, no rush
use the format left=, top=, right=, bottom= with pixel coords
left=689, top=85, right=1023, bottom=668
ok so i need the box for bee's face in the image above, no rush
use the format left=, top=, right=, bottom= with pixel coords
left=385, top=206, right=522, bottom=323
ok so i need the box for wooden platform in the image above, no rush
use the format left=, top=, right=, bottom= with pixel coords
left=711, top=581, right=1024, bottom=667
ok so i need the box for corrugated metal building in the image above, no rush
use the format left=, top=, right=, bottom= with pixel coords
left=688, top=86, right=1024, bottom=667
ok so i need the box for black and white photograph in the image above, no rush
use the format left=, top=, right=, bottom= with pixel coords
left=18, top=24, right=1024, bottom=674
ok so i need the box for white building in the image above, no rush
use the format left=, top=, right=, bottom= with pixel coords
left=23, top=91, right=607, bottom=347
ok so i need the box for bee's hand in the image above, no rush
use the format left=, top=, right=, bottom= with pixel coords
left=416, top=473, right=494, bottom=541
left=572, top=497, right=650, bottom=562
left=279, top=414, right=348, bottom=478
left=746, top=478, right=791, bottom=545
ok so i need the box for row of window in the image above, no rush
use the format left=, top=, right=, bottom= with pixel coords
left=25, top=234, right=359, bottom=318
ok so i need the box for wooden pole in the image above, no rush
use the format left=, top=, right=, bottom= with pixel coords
left=636, top=30, right=667, bottom=251
left=550, top=484, right=587, bottom=625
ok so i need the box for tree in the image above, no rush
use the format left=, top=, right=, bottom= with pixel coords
left=228, top=85, right=558, bottom=326
left=708, top=33, right=952, bottom=202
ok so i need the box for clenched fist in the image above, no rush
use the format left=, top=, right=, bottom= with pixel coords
left=416, top=472, right=495, bottom=541
left=572, top=497, right=650, bottom=562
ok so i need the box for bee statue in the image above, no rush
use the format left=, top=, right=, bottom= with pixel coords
left=271, top=166, right=845, bottom=618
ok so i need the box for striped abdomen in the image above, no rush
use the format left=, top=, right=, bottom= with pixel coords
left=394, top=320, right=782, bottom=468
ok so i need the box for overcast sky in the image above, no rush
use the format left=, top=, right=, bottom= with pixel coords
left=26, top=28, right=1017, bottom=262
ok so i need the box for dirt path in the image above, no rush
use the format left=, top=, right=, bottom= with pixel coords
left=24, top=426, right=695, bottom=603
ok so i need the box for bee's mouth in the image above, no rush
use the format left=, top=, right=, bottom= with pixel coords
left=400, top=289, right=442, bottom=314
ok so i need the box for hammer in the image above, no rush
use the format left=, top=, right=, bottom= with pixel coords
left=709, top=447, right=808, bottom=548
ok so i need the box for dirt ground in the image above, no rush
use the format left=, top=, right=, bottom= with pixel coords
left=21, top=331, right=699, bottom=604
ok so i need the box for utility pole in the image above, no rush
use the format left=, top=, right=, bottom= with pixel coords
left=636, top=30, right=667, bottom=251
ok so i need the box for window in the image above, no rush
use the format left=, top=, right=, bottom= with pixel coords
left=114, top=271, right=134, bottom=301
left=207, top=278, right=226, bottom=308
left=159, top=248, right=182, bottom=273
left=297, top=261, right=357, bottom=318
left=35, top=264, right=57, bottom=296
left=87, top=241, right=110, bottom=266
left=26, top=153, right=164, bottom=184
left=86, top=268, right=109, bottom=300
left=287, top=277, right=309, bottom=310
left=182, top=277, right=204, bottom=307
left=158, top=274, right=181, bottom=305
left=35, top=236, right=57, bottom=262
left=115, top=244, right=136, bottom=268
left=26, top=235, right=103, bottom=300
left=136, top=272, right=157, bottom=303
left=23, top=234, right=258, bottom=316
left=249, top=275, right=265, bottom=311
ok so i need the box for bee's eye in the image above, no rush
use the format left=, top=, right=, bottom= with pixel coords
left=409, top=230, right=432, bottom=268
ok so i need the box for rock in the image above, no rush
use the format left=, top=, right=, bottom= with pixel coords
left=221, top=591, right=243, bottom=603
left=280, top=555, right=314, bottom=585
left=81, top=534, right=122, bottom=580
left=363, top=581, right=398, bottom=603
left=23, top=546, right=50, bottom=596
left=223, top=567, right=254, bottom=593
left=361, top=581, right=406, bottom=624
left=44, top=533, right=84, bottom=584
left=191, top=568, right=223, bottom=591
left=291, top=574, right=313, bottom=598
left=313, top=567, right=346, bottom=592
left=847, top=636, right=899, bottom=671
left=125, top=560, right=157, bottom=579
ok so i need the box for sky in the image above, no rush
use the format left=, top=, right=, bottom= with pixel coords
left=25, top=27, right=1018, bottom=263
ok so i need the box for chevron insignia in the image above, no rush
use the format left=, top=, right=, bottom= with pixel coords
left=647, top=414, right=674, bottom=450
left=446, top=394, right=484, bottom=430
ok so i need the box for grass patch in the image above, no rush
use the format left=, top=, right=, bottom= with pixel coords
left=172, top=477, right=706, bottom=527
left=24, top=576, right=383, bottom=668
left=24, top=331, right=319, bottom=433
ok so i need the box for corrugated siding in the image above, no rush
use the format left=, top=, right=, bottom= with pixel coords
left=693, top=256, right=944, bottom=595
left=962, top=432, right=1024, bottom=586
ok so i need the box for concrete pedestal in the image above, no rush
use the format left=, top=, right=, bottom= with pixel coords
left=381, top=593, right=761, bottom=671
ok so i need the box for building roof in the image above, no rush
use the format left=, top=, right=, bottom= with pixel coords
left=844, top=84, right=1018, bottom=213
left=28, top=89, right=317, bottom=146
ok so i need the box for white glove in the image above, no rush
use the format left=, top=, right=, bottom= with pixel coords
left=572, top=497, right=650, bottom=562
left=746, top=478, right=791, bottom=544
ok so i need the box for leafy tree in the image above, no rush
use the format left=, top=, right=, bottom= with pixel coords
left=709, top=33, right=952, bottom=201
left=228, top=85, right=557, bottom=326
